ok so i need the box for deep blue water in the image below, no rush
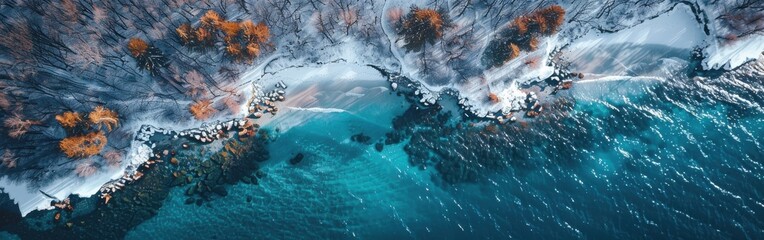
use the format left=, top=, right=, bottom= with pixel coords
left=122, top=75, right=763, bottom=239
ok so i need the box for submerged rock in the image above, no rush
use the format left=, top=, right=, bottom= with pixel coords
left=289, top=153, right=304, bottom=165
left=241, top=176, right=252, bottom=184
left=350, top=133, right=372, bottom=144
left=212, top=186, right=227, bottom=197
left=375, top=143, right=384, bottom=152
left=255, top=170, right=267, bottom=179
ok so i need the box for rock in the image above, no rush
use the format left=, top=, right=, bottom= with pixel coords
left=54, top=212, right=61, bottom=222
left=212, top=186, right=228, bottom=196
left=375, top=143, right=384, bottom=152
left=186, top=187, right=196, bottom=196
left=202, top=160, right=213, bottom=168
left=195, top=199, right=203, bottom=206
left=184, top=198, right=195, bottom=205
left=289, top=153, right=304, bottom=165
left=241, top=176, right=252, bottom=184
left=170, top=157, right=179, bottom=165
left=66, top=222, right=73, bottom=228
left=350, top=133, right=372, bottom=144
left=207, top=168, right=222, bottom=181
left=255, top=170, right=266, bottom=179
left=246, top=196, right=252, bottom=203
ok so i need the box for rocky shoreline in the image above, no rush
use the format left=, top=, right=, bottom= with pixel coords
left=0, top=58, right=577, bottom=237
left=370, top=60, right=578, bottom=124
left=365, top=61, right=582, bottom=184
left=0, top=103, right=275, bottom=239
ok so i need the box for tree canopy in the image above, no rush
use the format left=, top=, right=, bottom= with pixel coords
left=399, top=7, right=450, bottom=51
left=482, top=5, right=566, bottom=67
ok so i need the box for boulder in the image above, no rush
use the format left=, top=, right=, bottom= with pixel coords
left=184, top=198, right=195, bottom=205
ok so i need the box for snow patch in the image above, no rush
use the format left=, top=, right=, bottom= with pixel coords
left=703, top=35, right=764, bottom=70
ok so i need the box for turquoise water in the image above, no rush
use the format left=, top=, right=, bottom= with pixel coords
left=124, top=75, right=763, bottom=239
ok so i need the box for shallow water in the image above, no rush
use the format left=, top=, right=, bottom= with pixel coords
left=120, top=70, right=764, bottom=239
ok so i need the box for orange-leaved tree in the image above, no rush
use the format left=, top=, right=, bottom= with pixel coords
left=126, top=37, right=168, bottom=75
left=246, top=43, right=261, bottom=58
left=176, top=23, right=194, bottom=46
left=59, top=131, right=107, bottom=158
left=56, top=106, right=119, bottom=159
left=178, top=11, right=271, bottom=62
left=55, top=111, right=81, bottom=128
left=226, top=43, right=242, bottom=59
left=220, top=21, right=241, bottom=43
left=88, top=106, right=119, bottom=131
left=127, top=38, right=148, bottom=58
left=508, top=43, right=521, bottom=60
left=241, top=20, right=270, bottom=44
left=482, top=5, right=565, bottom=67
left=189, top=99, right=217, bottom=120
left=538, top=5, right=565, bottom=34
left=399, top=7, right=449, bottom=51
left=200, top=10, right=222, bottom=29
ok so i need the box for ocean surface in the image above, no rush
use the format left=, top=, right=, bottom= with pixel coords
left=121, top=71, right=763, bottom=239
